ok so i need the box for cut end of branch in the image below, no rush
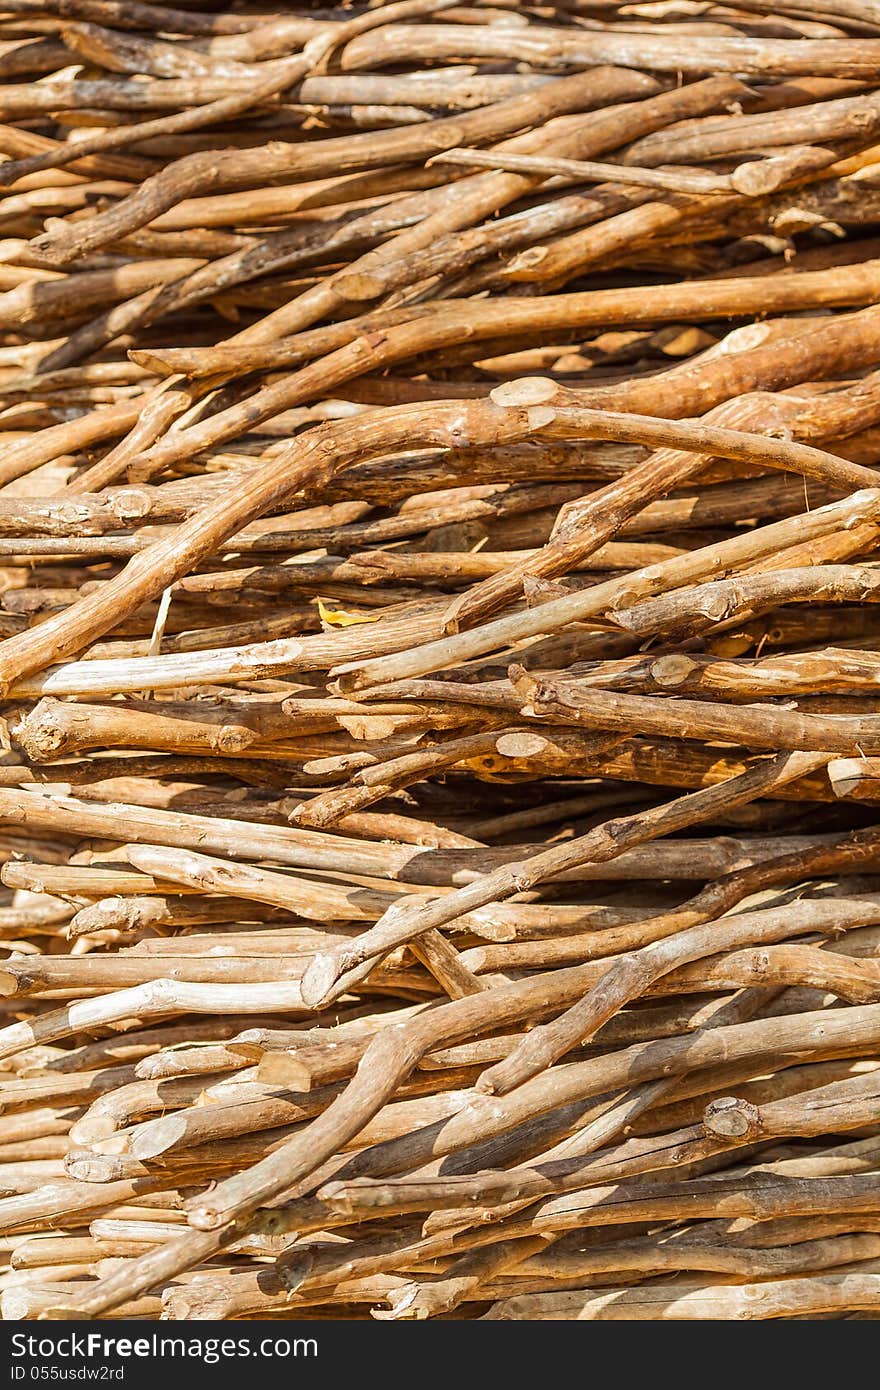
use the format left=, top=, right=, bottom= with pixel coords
left=650, top=655, right=699, bottom=687
left=300, top=951, right=341, bottom=1008
left=828, top=757, right=874, bottom=799
left=489, top=377, right=559, bottom=408
left=702, top=1095, right=763, bottom=1140
left=129, top=1112, right=188, bottom=1161
left=257, top=1051, right=314, bottom=1090
left=334, top=271, right=384, bottom=301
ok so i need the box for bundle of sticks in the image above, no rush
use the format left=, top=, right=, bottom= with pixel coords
left=3, top=0, right=880, bottom=1323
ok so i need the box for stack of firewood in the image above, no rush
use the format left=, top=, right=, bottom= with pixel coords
left=2, top=0, right=880, bottom=1321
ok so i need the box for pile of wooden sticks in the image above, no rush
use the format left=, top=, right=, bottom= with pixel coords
left=3, top=0, right=880, bottom=1322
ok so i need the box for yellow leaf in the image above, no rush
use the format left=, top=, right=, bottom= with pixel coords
left=316, top=597, right=380, bottom=629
